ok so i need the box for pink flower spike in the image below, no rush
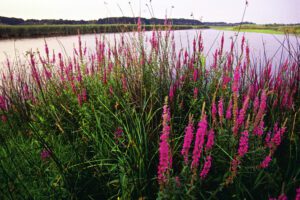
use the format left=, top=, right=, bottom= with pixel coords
left=200, top=155, right=212, bottom=179
left=278, top=194, right=287, bottom=200
left=212, top=102, right=217, bottom=122
left=260, top=155, right=272, bottom=168
left=191, top=115, right=207, bottom=169
left=205, top=129, right=215, bottom=152
left=158, top=100, right=172, bottom=185
left=226, top=98, right=233, bottom=120
left=295, top=187, right=300, bottom=200
left=218, top=98, right=224, bottom=121
left=238, top=130, right=249, bottom=157
left=181, top=117, right=194, bottom=165
left=41, top=148, right=51, bottom=161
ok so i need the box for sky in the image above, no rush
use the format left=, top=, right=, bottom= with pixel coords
left=0, top=0, right=299, bottom=24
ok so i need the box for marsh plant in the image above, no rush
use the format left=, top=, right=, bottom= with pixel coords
left=0, top=21, right=299, bottom=199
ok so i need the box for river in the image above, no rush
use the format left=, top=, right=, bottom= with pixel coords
left=0, top=29, right=299, bottom=68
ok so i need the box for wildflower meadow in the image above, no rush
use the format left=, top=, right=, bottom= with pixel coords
left=0, top=22, right=299, bottom=199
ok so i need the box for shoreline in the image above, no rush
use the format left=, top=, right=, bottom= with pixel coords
left=0, top=24, right=209, bottom=40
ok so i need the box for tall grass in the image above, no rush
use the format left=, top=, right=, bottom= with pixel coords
left=0, top=22, right=299, bottom=199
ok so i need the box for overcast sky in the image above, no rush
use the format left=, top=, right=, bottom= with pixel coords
left=0, top=0, right=299, bottom=24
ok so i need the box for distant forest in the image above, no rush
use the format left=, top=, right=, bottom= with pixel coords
left=0, top=16, right=257, bottom=26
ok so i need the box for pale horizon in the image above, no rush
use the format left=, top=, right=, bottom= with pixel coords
left=0, top=0, right=299, bottom=24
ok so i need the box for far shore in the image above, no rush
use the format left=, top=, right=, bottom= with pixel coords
left=0, top=24, right=208, bottom=39
left=0, top=24, right=299, bottom=40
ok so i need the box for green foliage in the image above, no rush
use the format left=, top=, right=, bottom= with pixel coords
left=0, top=25, right=299, bottom=199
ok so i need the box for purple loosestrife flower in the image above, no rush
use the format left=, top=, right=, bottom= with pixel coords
left=260, top=155, right=272, bottom=168
left=0, top=96, right=7, bottom=111
left=219, top=33, right=224, bottom=58
left=181, top=117, right=194, bottom=165
left=82, top=88, right=87, bottom=102
left=77, top=94, right=82, bottom=107
left=278, top=194, right=288, bottom=200
left=193, top=87, right=198, bottom=99
left=254, top=120, right=264, bottom=136
left=169, top=85, right=174, bottom=102
left=226, top=157, right=240, bottom=184
left=175, top=176, right=181, bottom=188
left=226, top=98, right=233, bottom=120
left=158, top=99, right=172, bottom=185
left=271, top=127, right=282, bottom=147
left=191, top=114, right=207, bottom=169
left=1, top=115, right=7, bottom=123
left=218, top=98, right=224, bottom=122
left=253, top=96, right=259, bottom=114
left=232, top=65, right=240, bottom=93
left=254, top=90, right=267, bottom=128
left=237, top=95, right=250, bottom=126
left=212, top=101, right=217, bottom=122
left=41, top=149, right=51, bottom=161
left=238, top=130, right=249, bottom=157
left=265, top=131, right=272, bottom=147
left=200, top=155, right=212, bottom=179
left=241, top=35, right=245, bottom=53
left=44, top=41, right=50, bottom=62
left=205, top=129, right=215, bottom=152
left=296, top=187, right=300, bottom=200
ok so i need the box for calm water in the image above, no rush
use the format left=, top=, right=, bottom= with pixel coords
left=0, top=29, right=299, bottom=68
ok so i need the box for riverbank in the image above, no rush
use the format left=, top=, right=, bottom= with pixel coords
left=211, top=24, right=300, bottom=35
left=0, top=24, right=208, bottom=39
left=0, top=26, right=299, bottom=199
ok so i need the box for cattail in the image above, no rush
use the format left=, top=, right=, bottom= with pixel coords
left=191, top=114, right=207, bottom=169
left=181, top=116, right=194, bottom=165
left=205, top=129, right=215, bottom=152
left=260, top=155, right=272, bottom=168
left=238, top=130, right=249, bottom=157
left=200, top=155, right=212, bottom=179
left=158, top=98, right=172, bottom=186
left=226, top=98, right=233, bottom=120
